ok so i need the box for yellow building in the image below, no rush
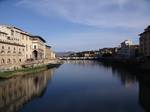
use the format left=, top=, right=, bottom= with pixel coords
left=0, top=25, right=55, bottom=70
left=0, top=25, right=26, bottom=70
left=0, top=25, right=33, bottom=61
left=31, top=36, right=46, bottom=60
left=45, top=45, right=56, bottom=60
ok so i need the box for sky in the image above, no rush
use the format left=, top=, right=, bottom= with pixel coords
left=0, top=0, right=150, bottom=52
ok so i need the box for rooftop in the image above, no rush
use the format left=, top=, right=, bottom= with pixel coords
left=0, top=24, right=31, bottom=36
left=31, top=35, right=46, bottom=43
left=46, top=45, right=52, bottom=48
left=0, top=31, right=7, bottom=35
left=0, top=25, right=48, bottom=43
left=139, top=25, right=150, bottom=36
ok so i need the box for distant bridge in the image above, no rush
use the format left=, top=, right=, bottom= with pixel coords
left=58, top=57, right=98, bottom=60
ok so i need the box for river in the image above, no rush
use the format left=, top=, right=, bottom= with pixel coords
left=0, top=60, right=150, bottom=112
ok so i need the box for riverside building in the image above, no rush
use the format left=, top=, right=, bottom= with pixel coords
left=117, top=40, right=139, bottom=58
left=45, top=45, right=56, bottom=60
left=31, top=36, right=46, bottom=60
left=0, top=25, right=55, bottom=70
left=139, top=25, right=150, bottom=58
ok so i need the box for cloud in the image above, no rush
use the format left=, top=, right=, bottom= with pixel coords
left=17, top=0, right=150, bottom=28
left=14, top=0, right=149, bottom=51
left=48, top=30, right=138, bottom=51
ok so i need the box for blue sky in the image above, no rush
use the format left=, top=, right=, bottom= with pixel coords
left=0, top=0, right=150, bottom=51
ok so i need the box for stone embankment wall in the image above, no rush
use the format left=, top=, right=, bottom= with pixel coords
left=0, top=59, right=60, bottom=72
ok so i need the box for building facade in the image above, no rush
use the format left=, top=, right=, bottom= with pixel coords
left=0, top=25, right=55, bottom=70
left=0, top=25, right=27, bottom=70
left=139, top=25, right=150, bottom=57
left=31, top=36, right=46, bottom=60
left=117, top=40, right=139, bottom=58
left=45, top=45, right=56, bottom=60
left=99, top=48, right=118, bottom=57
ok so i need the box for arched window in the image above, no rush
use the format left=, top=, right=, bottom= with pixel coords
left=19, top=51, right=21, bottom=54
left=1, top=59, right=5, bottom=64
left=2, top=46, right=4, bottom=49
left=13, top=59, right=16, bottom=63
left=7, top=37, right=11, bottom=40
left=19, top=59, right=21, bottom=62
left=7, top=51, right=11, bottom=54
left=1, top=50, right=5, bottom=54
left=7, top=59, right=11, bottom=64
left=34, top=45, right=36, bottom=49
left=11, top=30, right=14, bottom=36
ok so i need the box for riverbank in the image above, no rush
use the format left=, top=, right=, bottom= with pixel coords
left=60, top=56, right=150, bottom=70
left=0, top=62, right=62, bottom=79
left=59, top=57, right=98, bottom=60
left=97, top=57, right=150, bottom=71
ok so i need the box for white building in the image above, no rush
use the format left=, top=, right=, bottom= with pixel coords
left=117, top=40, right=139, bottom=58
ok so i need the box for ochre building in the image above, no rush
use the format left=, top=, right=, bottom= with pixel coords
left=0, top=25, right=55, bottom=70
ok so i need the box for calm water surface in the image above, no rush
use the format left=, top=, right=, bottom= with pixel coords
left=0, top=61, right=150, bottom=112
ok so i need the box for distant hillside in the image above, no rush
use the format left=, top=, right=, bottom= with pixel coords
left=55, top=52, right=75, bottom=57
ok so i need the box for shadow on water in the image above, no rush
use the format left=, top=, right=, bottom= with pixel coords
left=0, top=68, right=56, bottom=112
left=96, top=61, right=150, bottom=112
left=138, top=75, right=150, bottom=112
left=99, top=61, right=150, bottom=112
left=0, top=60, right=150, bottom=112
left=65, top=60, right=150, bottom=112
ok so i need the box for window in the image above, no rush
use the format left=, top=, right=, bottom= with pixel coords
left=26, top=45, right=28, bottom=51
left=19, top=59, right=21, bottom=62
left=19, top=51, right=22, bottom=55
left=1, top=51, right=5, bottom=54
left=7, top=51, right=11, bottom=54
left=13, top=59, right=16, bottom=63
left=7, top=59, right=11, bottom=64
left=11, top=30, right=14, bottom=36
left=1, top=59, right=5, bottom=64
left=7, top=37, right=11, bottom=40
left=34, top=45, right=36, bottom=49
left=22, top=35, right=24, bottom=40
left=2, top=46, right=4, bottom=49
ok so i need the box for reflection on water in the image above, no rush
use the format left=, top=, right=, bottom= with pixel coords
left=64, top=60, right=150, bottom=112
left=0, top=69, right=55, bottom=112
left=0, top=61, right=150, bottom=112
left=139, top=76, right=150, bottom=112
left=65, top=60, right=138, bottom=87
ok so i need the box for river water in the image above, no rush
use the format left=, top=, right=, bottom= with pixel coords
left=0, top=60, right=150, bottom=112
